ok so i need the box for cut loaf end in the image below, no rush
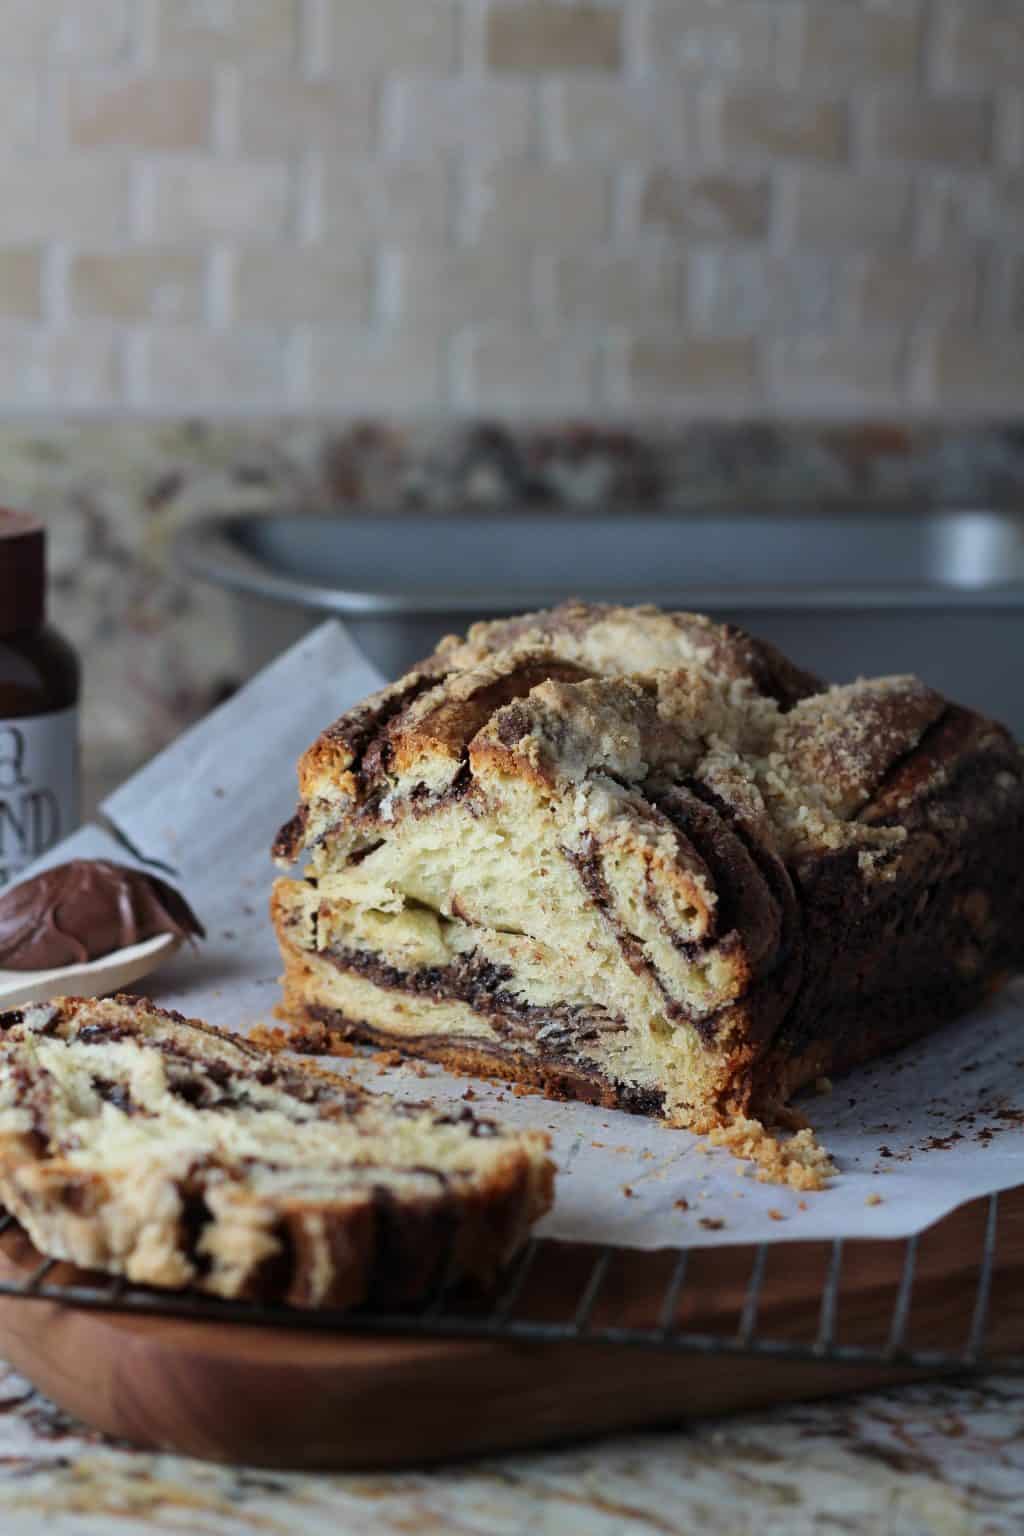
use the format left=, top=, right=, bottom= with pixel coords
left=273, top=601, right=1024, bottom=1132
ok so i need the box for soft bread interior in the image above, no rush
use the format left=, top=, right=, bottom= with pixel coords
left=0, top=997, right=551, bottom=1300
left=276, top=757, right=770, bottom=1126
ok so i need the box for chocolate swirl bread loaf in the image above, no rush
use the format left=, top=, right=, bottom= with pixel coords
left=272, top=602, right=1024, bottom=1132
left=0, top=995, right=553, bottom=1305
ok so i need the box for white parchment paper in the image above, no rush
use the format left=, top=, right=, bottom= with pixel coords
left=45, top=621, right=1024, bottom=1250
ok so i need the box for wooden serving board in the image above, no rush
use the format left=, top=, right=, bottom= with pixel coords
left=0, top=1190, right=1022, bottom=1470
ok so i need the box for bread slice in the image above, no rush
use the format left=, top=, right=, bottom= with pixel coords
left=272, top=601, right=1024, bottom=1131
left=0, top=994, right=553, bottom=1307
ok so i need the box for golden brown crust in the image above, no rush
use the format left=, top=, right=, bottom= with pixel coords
left=386, top=656, right=593, bottom=784
left=775, top=676, right=948, bottom=820
left=275, top=601, right=824, bottom=867
left=440, top=602, right=823, bottom=709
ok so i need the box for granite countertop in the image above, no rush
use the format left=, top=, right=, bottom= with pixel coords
left=0, top=1360, right=1021, bottom=1534
left=4, top=417, right=1024, bottom=1531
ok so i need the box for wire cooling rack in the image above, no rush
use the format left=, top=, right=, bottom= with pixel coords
left=0, top=1190, right=1018, bottom=1375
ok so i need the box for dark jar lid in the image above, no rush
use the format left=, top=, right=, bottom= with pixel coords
left=0, top=511, right=45, bottom=637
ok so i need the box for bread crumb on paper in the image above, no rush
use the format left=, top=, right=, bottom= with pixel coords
left=248, top=1022, right=288, bottom=1053
left=266, top=1015, right=358, bottom=1058
left=698, top=1216, right=724, bottom=1231
left=708, top=1116, right=835, bottom=1190
left=865, top=1192, right=883, bottom=1206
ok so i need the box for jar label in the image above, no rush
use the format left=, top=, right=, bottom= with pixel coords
left=0, top=708, right=80, bottom=887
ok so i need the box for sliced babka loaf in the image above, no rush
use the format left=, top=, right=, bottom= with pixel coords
left=272, top=601, right=1024, bottom=1132
left=0, top=994, right=553, bottom=1306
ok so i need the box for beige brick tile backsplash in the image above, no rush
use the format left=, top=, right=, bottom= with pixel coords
left=0, top=322, right=122, bottom=407
left=647, top=0, right=786, bottom=82
left=469, top=162, right=610, bottom=248
left=548, top=80, right=688, bottom=161
left=999, top=93, right=1024, bottom=168
left=844, top=252, right=980, bottom=330
left=984, top=171, right=1024, bottom=234
left=768, top=334, right=907, bottom=411
left=0, top=0, right=132, bottom=64
left=797, top=1, right=924, bottom=86
left=393, top=243, right=534, bottom=326
left=463, top=328, right=597, bottom=411
left=67, top=75, right=213, bottom=151
left=932, top=2, right=1024, bottom=91
left=787, top=167, right=914, bottom=246
left=0, top=1, right=60, bottom=62
left=309, top=326, right=446, bottom=409
left=142, top=328, right=288, bottom=408
left=387, top=80, right=532, bottom=161
left=233, top=243, right=373, bottom=324
left=915, top=173, right=987, bottom=250
left=689, top=249, right=836, bottom=334
left=0, top=71, right=39, bottom=151
left=237, top=77, right=374, bottom=155
left=861, top=94, right=992, bottom=168
left=70, top=247, right=206, bottom=322
left=919, top=333, right=1024, bottom=410
left=711, top=86, right=848, bottom=163
left=1007, top=255, right=1024, bottom=330
left=554, top=244, right=687, bottom=329
left=919, top=167, right=1024, bottom=250
left=0, top=0, right=1015, bottom=415
left=0, top=156, right=132, bottom=242
left=328, top=0, right=459, bottom=78
left=0, top=248, right=43, bottom=320
left=320, top=160, right=450, bottom=243
left=148, top=157, right=291, bottom=241
left=626, top=336, right=760, bottom=410
left=640, top=171, right=772, bottom=240
left=486, top=2, right=622, bottom=74
left=154, top=0, right=299, bottom=72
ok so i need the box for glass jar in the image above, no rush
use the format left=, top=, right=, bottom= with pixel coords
left=0, top=511, right=80, bottom=886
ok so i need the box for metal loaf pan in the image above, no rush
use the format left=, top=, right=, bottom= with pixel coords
left=177, top=509, right=1024, bottom=737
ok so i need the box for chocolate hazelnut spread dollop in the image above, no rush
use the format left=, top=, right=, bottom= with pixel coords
left=0, top=859, right=204, bottom=971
